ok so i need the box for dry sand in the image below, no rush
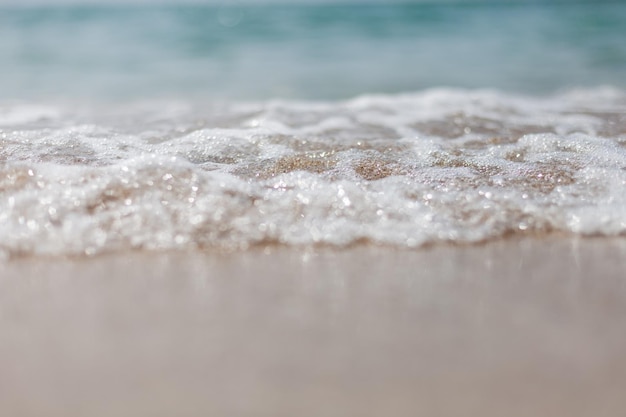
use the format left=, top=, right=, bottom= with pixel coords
left=1, top=237, right=626, bottom=417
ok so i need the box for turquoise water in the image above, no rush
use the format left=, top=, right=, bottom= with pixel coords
left=1, top=1, right=626, bottom=99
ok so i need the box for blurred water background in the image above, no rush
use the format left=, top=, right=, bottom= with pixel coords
left=1, top=0, right=625, bottom=100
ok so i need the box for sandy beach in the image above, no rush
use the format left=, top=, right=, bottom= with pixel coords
left=2, top=1, right=626, bottom=415
left=1, top=237, right=626, bottom=416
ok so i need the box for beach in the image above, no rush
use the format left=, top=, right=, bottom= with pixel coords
left=2, top=1, right=626, bottom=415
left=2, top=237, right=626, bottom=417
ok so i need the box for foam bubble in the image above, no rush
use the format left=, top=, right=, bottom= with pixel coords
left=1, top=88, right=626, bottom=257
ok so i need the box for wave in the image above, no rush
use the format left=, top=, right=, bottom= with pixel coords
left=1, top=88, right=626, bottom=258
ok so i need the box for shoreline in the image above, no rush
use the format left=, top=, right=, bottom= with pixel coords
left=2, top=236, right=626, bottom=416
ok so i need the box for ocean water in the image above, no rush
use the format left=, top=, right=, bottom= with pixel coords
left=1, top=2, right=626, bottom=257
left=2, top=1, right=626, bottom=98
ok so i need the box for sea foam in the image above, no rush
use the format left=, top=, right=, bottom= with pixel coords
left=1, top=88, right=626, bottom=257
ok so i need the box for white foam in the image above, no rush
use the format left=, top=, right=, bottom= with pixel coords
left=1, top=88, right=626, bottom=257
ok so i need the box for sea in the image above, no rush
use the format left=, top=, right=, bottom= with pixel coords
left=1, top=0, right=626, bottom=257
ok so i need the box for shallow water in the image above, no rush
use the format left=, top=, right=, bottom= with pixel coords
left=2, top=2, right=626, bottom=257
left=2, top=88, right=626, bottom=257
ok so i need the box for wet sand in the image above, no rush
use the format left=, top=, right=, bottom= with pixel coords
left=1, top=237, right=626, bottom=417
